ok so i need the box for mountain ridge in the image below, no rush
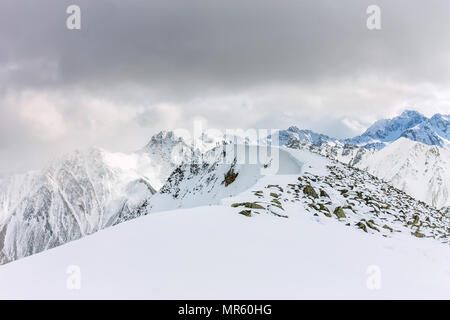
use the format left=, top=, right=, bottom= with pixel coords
left=345, top=110, right=450, bottom=149
left=274, top=110, right=449, bottom=150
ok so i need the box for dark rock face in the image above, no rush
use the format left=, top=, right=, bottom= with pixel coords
left=224, top=167, right=239, bottom=187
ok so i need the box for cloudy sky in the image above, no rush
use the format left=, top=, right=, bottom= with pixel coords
left=1, top=0, right=450, bottom=174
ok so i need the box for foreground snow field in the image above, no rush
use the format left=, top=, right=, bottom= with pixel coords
left=1, top=196, right=449, bottom=299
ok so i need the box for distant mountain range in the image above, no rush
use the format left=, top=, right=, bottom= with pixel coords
left=269, top=110, right=450, bottom=209
left=275, top=110, right=450, bottom=150
left=345, top=110, right=450, bottom=149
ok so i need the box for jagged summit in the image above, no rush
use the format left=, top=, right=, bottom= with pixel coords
left=141, top=131, right=199, bottom=171
left=142, top=130, right=186, bottom=150
left=277, top=110, right=449, bottom=150
left=268, top=126, right=341, bottom=147
left=400, top=109, right=426, bottom=118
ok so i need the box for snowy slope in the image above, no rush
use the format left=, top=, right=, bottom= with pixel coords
left=356, top=138, right=450, bottom=209
left=1, top=206, right=449, bottom=299
left=0, top=148, right=157, bottom=264
left=0, top=147, right=449, bottom=299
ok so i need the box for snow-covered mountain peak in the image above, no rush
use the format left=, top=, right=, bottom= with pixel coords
left=273, top=110, right=449, bottom=151
left=142, top=130, right=186, bottom=150
left=267, top=126, right=341, bottom=147
left=141, top=129, right=230, bottom=158
left=286, top=125, right=302, bottom=132
left=345, top=110, right=449, bottom=149
left=139, top=131, right=200, bottom=182
left=347, top=110, right=426, bottom=146
left=400, top=109, right=426, bottom=119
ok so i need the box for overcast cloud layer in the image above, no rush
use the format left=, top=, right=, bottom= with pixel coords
left=1, top=0, right=450, bottom=174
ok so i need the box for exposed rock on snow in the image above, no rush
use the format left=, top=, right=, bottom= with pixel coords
left=216, top=149, right=449, bottom=243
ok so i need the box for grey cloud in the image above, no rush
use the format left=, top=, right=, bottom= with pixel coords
left=1, top=0, right=450, bottom=174
left=2, top=0, right=450, bottom=94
